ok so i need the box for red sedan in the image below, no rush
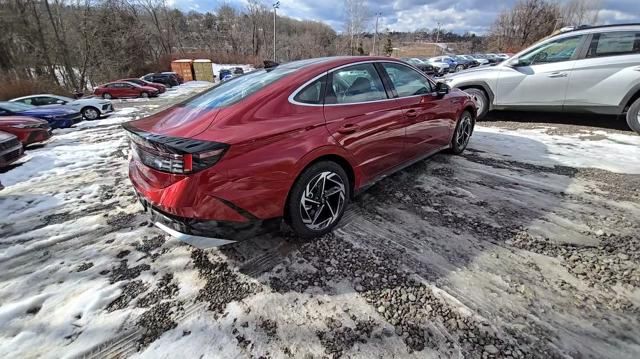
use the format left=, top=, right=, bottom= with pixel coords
left=94, top=81, right=159, bottom=99
left=119, top=78, right=167, bottom=93
left=0, top=116, right=51, bottom=147
left=124, top=56, right=476, bottom=243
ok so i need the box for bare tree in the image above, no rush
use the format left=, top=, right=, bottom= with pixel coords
left=488, top=0, right=560, bottom=52
left=561, top=0, right=602, bottom=26
left=344, top=0, right=368, bottom=55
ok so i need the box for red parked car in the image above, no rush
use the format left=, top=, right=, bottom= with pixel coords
left=119, top=78, right=167, bottom=93
left=0, top=116, right=51, bottom=147
left=94, top=81, right=159, bottom=99
left=124, top=57, right=476, bottom=243
left=0, top=131, right=24, bottom=168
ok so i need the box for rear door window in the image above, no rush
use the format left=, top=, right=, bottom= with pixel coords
left=586, top=31, right=640, bottom=58
left=326, top=63, right=387, bottom=105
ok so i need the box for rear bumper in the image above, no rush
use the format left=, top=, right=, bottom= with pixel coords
left=128, top=157, right=282, bottom=243
left=23, top=129, right=52, bottom=146
left=136, top=193, right=281, bottom=243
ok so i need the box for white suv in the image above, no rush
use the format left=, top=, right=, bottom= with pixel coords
left=442, top=24, right=640, bottom=134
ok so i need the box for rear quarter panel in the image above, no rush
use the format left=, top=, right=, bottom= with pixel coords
left=193, top=76, right=356, bottom=219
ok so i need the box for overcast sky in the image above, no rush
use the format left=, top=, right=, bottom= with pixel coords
left=171, top=0, right=640, bottom=35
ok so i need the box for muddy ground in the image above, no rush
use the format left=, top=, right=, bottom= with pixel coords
left=1, top=89, right=639, bottom=359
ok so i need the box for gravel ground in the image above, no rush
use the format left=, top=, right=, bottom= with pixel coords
left=1, top=91, right=639, bottom=359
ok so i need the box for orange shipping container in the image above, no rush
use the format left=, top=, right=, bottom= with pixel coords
left=170, top=59, right=194, bottom=82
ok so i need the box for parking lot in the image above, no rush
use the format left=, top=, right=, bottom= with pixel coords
left=1, top=84, right=639, bottom=358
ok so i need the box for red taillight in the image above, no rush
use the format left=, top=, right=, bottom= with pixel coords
left=183, top=154, right=193, bottom=172
left=125, top=129, right=227, bottom=175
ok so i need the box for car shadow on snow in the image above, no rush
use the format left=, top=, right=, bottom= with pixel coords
left=484, top=110, right=632, bottom=132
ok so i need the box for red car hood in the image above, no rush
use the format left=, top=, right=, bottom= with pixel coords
left=140, top=86, right=159, bottom=92
left=0, top=116, right=48, bottom=126
left=125, top=105, right=219, bottom=138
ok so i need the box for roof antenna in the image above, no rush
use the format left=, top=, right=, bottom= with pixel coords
left=264, top=60, right=279, bottom=70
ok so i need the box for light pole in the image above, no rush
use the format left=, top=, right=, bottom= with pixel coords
left=273, top=1, right=280, bottom=62
left=372, top=12, right=381, bottom=55
left=435, top=21, right=441, bottom=55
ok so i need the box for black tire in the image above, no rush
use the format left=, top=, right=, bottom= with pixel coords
left=81, top=106, right=100, bottom=120
left=464, top=88, right=489, bottom=119
left=448, top=110, right=475, bottom=155
left=102, top=93, right=112, bottom=100
left=286, top=161, right=350, bottom=239
left=455, top=65, right=465, bottom=72
left=626, top=97, right=640, bottom=135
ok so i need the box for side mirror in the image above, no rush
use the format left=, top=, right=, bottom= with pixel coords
left=436, top=82, right=450, bottom=96
left=56, top=100, right=65, bottom=104
left=509, top=58, right=529, bottom=67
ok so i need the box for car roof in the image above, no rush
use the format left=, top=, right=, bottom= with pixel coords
left=550, top=23, right=640, bottom=41
left=10, top=94, right=64, bottom=101
left=269, top=56, right=407, bottom=74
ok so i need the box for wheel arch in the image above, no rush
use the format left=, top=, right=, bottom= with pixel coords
left=81, top=105, right=100, bottom=114
left=620, top=84, right=640, bottom=114
left=456, top=81, right=495, bottom=109
left=283, top=150, right=357, bottom=223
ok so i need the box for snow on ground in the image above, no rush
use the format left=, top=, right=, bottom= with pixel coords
left=1, top=83, right=639, bottom=359
left=473, top=126, right=640, bottom=174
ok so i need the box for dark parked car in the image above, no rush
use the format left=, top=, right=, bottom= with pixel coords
left=0, top=131, right=24, bottom=168
left=0, top=102, right=77, bottom=129
left=473, top=54, right=498, bottom=64
left=120, top=78, right=167, bottom=93
left=141, top=73, right=180, bottom=87
left=451, top=55, right=478, bottom=69
left=485, top=53, right=506, bottom=63
left=233, top=67, right=245, bottom=75
left=93, top=82, right=159, bottom=99
left=162, top=72, right=184, bottom=84
left=401, top=58, right=436, bottom=75
left=219, top=69, right=233, bottom=81
left=0, top=116, right=51, bottom=147
left=124, top=56, right=476, bottom=244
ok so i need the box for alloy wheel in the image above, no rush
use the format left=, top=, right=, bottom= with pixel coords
left=455, top=114, right=473, bottom=148
left=471, top=93, right=485, bottom=115
left=84, top=108, right=99, bottom=120
left=299, top=171, right=346, bottom=231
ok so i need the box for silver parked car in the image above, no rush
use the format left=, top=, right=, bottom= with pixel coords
left=10, top=94, right=113, bottom=120
left=442, top=24, right=640, bottom=134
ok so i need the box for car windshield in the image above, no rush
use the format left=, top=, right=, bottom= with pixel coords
left=56, top=96, right=75, bottom=102
left=0, top=102, right=35, bottom=111
left=180, top=65, right=299, bottom=109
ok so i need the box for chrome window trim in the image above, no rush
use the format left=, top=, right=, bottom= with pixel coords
left=288, top=59, right=436, bottom=107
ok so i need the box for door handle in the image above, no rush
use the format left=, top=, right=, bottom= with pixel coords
left=547, top=72, right=568, bottom=78
left=337, top=123, right=358, bottom=134
left=406, top=109, right=418, bottom=118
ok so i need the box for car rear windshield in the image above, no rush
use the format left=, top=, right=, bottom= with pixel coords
left=180, top=66, right=299, bottom=109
